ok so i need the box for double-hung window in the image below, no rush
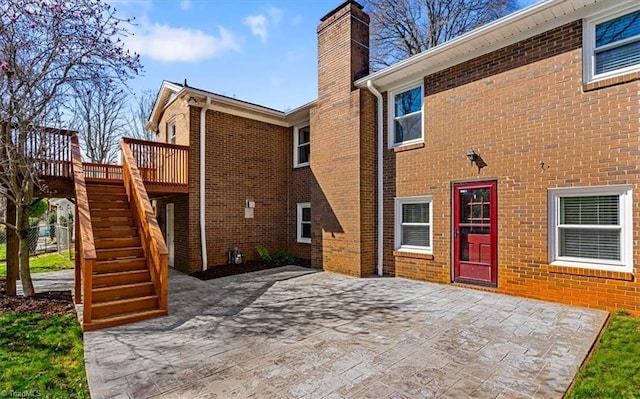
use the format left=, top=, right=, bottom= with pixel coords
left=389, top=83, right=423, bottom=148
left=294, top=124, right=310, bottom=167
left=395, top=196, right=432, bottom=254
left=548, top=185, right=633, bottom=272
left=168, top=123, right=176, bottom=144
left=584, top=7, right=640, bottom=82
left=297, top=203, right=311, bottom=244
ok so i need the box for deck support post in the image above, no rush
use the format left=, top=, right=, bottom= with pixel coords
left=5, top=201, right=19, bottom=297
left=74, top=204, right=81, bottom=305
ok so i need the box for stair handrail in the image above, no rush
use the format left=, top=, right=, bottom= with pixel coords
left=121, top=141, right=168, bottom=312
left=70, top=134, right=96, bottom=325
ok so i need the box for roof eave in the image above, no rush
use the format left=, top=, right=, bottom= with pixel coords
left=355, top=0, right=617, bottom=91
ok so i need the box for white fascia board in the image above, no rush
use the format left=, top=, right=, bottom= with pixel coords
left=146, top=81, right=183, bottom=131
left=178, top=87, right=290, bottom=127
left=355, top=0, right=630, bottom=92
left=285, top=100, right=317, bottom=127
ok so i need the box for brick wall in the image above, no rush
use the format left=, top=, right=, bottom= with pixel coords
left=383, top=19, right=640, bottom=313
left=187, top=109, right=292, bottom=268
left=155, top=94, right=197, bottom=274
left=312, top=1, right=376, bottom=277
left=155, top=195, right=190, bottom=272
left=288, top=160, right=312, bottom=260
left=157, top=97, right=190, bottom=145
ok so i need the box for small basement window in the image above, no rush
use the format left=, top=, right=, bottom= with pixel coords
left=297, top=202, right=311, bottom=244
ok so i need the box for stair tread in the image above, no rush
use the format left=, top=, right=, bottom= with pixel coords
left=92, top=269, right=150, bottom=287
left=95, top=257, right=145, bottom=263
left=94, top=258, right=146, bottom=270
left=92, top=294, right=158, bottom=308
left=92, top=281, right=153, bottom=293
left=95, top=237, right=140, bottom=241
left=93, top=269, right=148, bottom=276
left=83, top=309, right=166, bottom=331
left=93, top=226, right=137, bottom=231
left=82, top=181, right=165, bottom=331
left=89, top=200, right=131, bottom=211
left=93, top=258, right=147, bottom=274
left=91, top=216, right=133, bottom=220
left=96, top=246, right=143, bottom=252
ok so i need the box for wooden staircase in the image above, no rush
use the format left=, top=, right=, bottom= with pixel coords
left=83, top=181, right=165, bottom=330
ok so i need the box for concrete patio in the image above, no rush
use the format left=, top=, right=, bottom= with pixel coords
left=35, top=267, right=607, bottom=398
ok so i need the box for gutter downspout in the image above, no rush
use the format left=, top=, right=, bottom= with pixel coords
left=367, top=80, right=384, bottom=277
left=200, top=96, right=211, bottom=270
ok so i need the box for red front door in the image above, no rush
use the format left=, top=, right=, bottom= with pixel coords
left=453, top=181, right=497, bottom=286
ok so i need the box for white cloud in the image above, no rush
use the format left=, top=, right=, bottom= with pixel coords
left=180, top=0, right=191, bottom=11
left=127, top=24, right=241, bottom=62
left=243, top=8, right=285, bottom=44
left=244, top=14, right=268, bottom=43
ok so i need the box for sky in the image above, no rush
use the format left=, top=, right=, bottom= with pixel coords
left=111, top=0, right=539, bottom=112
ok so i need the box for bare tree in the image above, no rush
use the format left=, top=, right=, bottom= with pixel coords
left=0, top=0, right=141, bottom=296
left=365, top=0, right=517, bottom=69
left=72, top=82, right=129, bottom=164
left=127, top=89, right=157, bottom=141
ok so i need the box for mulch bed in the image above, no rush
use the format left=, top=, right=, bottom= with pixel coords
left=191, top=259, right=311, bottom=281
left=0, top=277, right=75, bottom=317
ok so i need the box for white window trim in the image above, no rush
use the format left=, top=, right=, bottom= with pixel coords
left=394, top=196, right=433, bottom=254
left=548, top=185, right=633, bottom=272
left=168, top=122, right=176, bottom=144
left=583, top=4, right=640, bottom=84
left=387, top=81, right=424, bottom=149
left=293, top=123, right=310, bottom=168
left=297, top=202, right=311, bottom=244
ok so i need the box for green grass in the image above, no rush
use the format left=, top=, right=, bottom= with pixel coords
left=566, top=314, right=640, bottom=398
left=0, top=251, right=74, bottom=275
left=0, top=243, right=6, bottom=261
left=0, top=312, right=89, bottom=398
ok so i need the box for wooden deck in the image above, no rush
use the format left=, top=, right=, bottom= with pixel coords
left=39, top=137, right=189, bottom=197
left=3, top=128, right=179, bottom=330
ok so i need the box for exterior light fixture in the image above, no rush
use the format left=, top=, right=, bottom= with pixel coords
left=466, top=149, right=487, bottom=172
left=466, top=149, right=478, bottom=164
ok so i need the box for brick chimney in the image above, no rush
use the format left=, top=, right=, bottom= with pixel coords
left=311, top=1, right=377, bottom=277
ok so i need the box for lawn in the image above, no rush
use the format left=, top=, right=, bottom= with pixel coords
left=0, top=312, right=89, bottom=398
left=0, top=251, right=74, bottom=275
left=566, top=313, right=640, bottom=398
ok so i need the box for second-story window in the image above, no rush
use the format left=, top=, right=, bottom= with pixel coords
left=389, top=83, right=423, bottom=148
left=294, top=124, right=310, bottom=168
left=585, top=7, right=640, bottom=82
left=168, top=123, right=176, bottom=144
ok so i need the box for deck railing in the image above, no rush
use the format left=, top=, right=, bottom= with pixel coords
left=121, top=141, right=168, bottom=313
left=36, top=128, right=73, bottom=178
left=1, top=124, right=74, bottom=179
left=83, top=163, right=123, bottom=181
left=123, top=137, right=188, bottom=186
left=70, top=134, right=96, bottom=325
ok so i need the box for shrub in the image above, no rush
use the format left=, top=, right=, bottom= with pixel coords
left=272, top=250, right=296, bottom=265
left=255, top=246, right=297, bottom=265
left=255, top=244, right=272, bottom=263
